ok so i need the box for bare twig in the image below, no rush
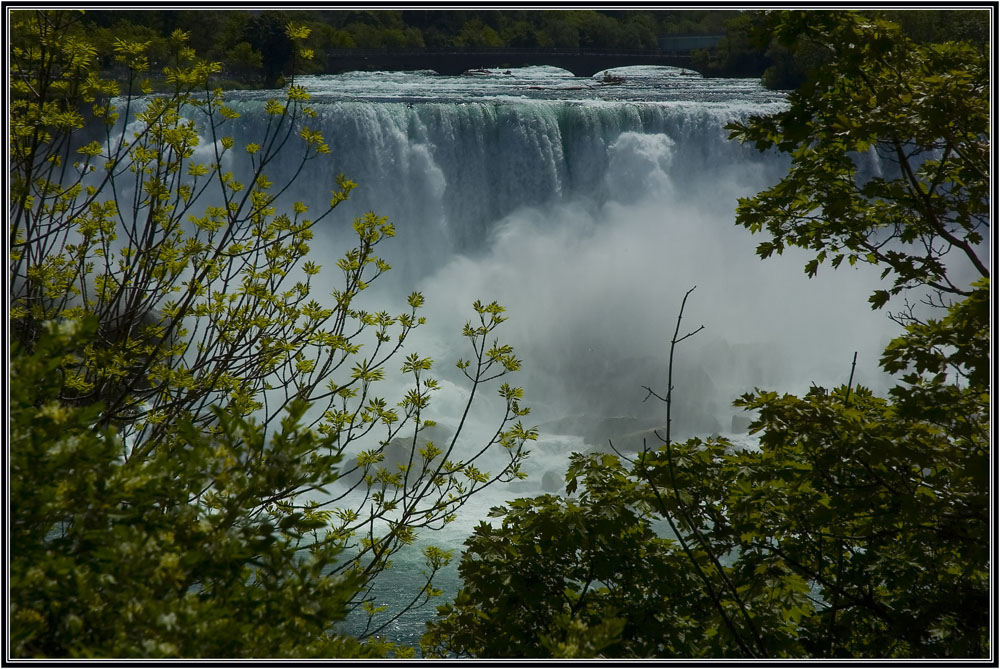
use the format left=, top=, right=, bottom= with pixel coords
left=666, top=286, right=704, bottom=447
left=846, top=351, right=858, bottom=401
left=637, top=285, right=767, bottom=657
left=641, top=385, right=667, bottom=403
left=607, top=439, right=636, bottom=466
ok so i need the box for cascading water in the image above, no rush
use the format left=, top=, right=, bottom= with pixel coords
left=201, top=66, right=902, bottom=644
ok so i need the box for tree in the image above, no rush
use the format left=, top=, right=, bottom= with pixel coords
left=223, top=41, right=264, bottom=83
left=421, top=448, right=758, bottom=659
left=500, top=20, right=543, bottom=48
left=242, top=12, right=294, bottom=87
left=10, top=320, right=384, bottom=658
left=714, top=14, right=988, bottom=655
left=9, top=10, right=535, bottom=656
left=424, top=11, right=988, bottom=659
left=730, top=10, right=988, bottom=310
left=569, top=11, right=623, bottom=49
left=452, top=19, right=504, bottom=48
left=691, top=13, right=771, bottom=79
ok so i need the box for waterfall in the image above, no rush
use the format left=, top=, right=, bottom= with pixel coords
left=112, top=69, right=904, bottom=643
left=220, top=88, right=896, bottom=437
left=229, top=97, right=787, bottom=257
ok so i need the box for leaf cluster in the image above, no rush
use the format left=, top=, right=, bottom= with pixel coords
left=10, top=320, right=385, bottom=658
left=727, top=11, right=988, bottom=310
left=422, top=453, right=717, bottom=658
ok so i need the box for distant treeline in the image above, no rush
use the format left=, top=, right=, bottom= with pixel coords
left=77, top=8, right=989, bottom=89
left=696, top=9, right=989, bottom=89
